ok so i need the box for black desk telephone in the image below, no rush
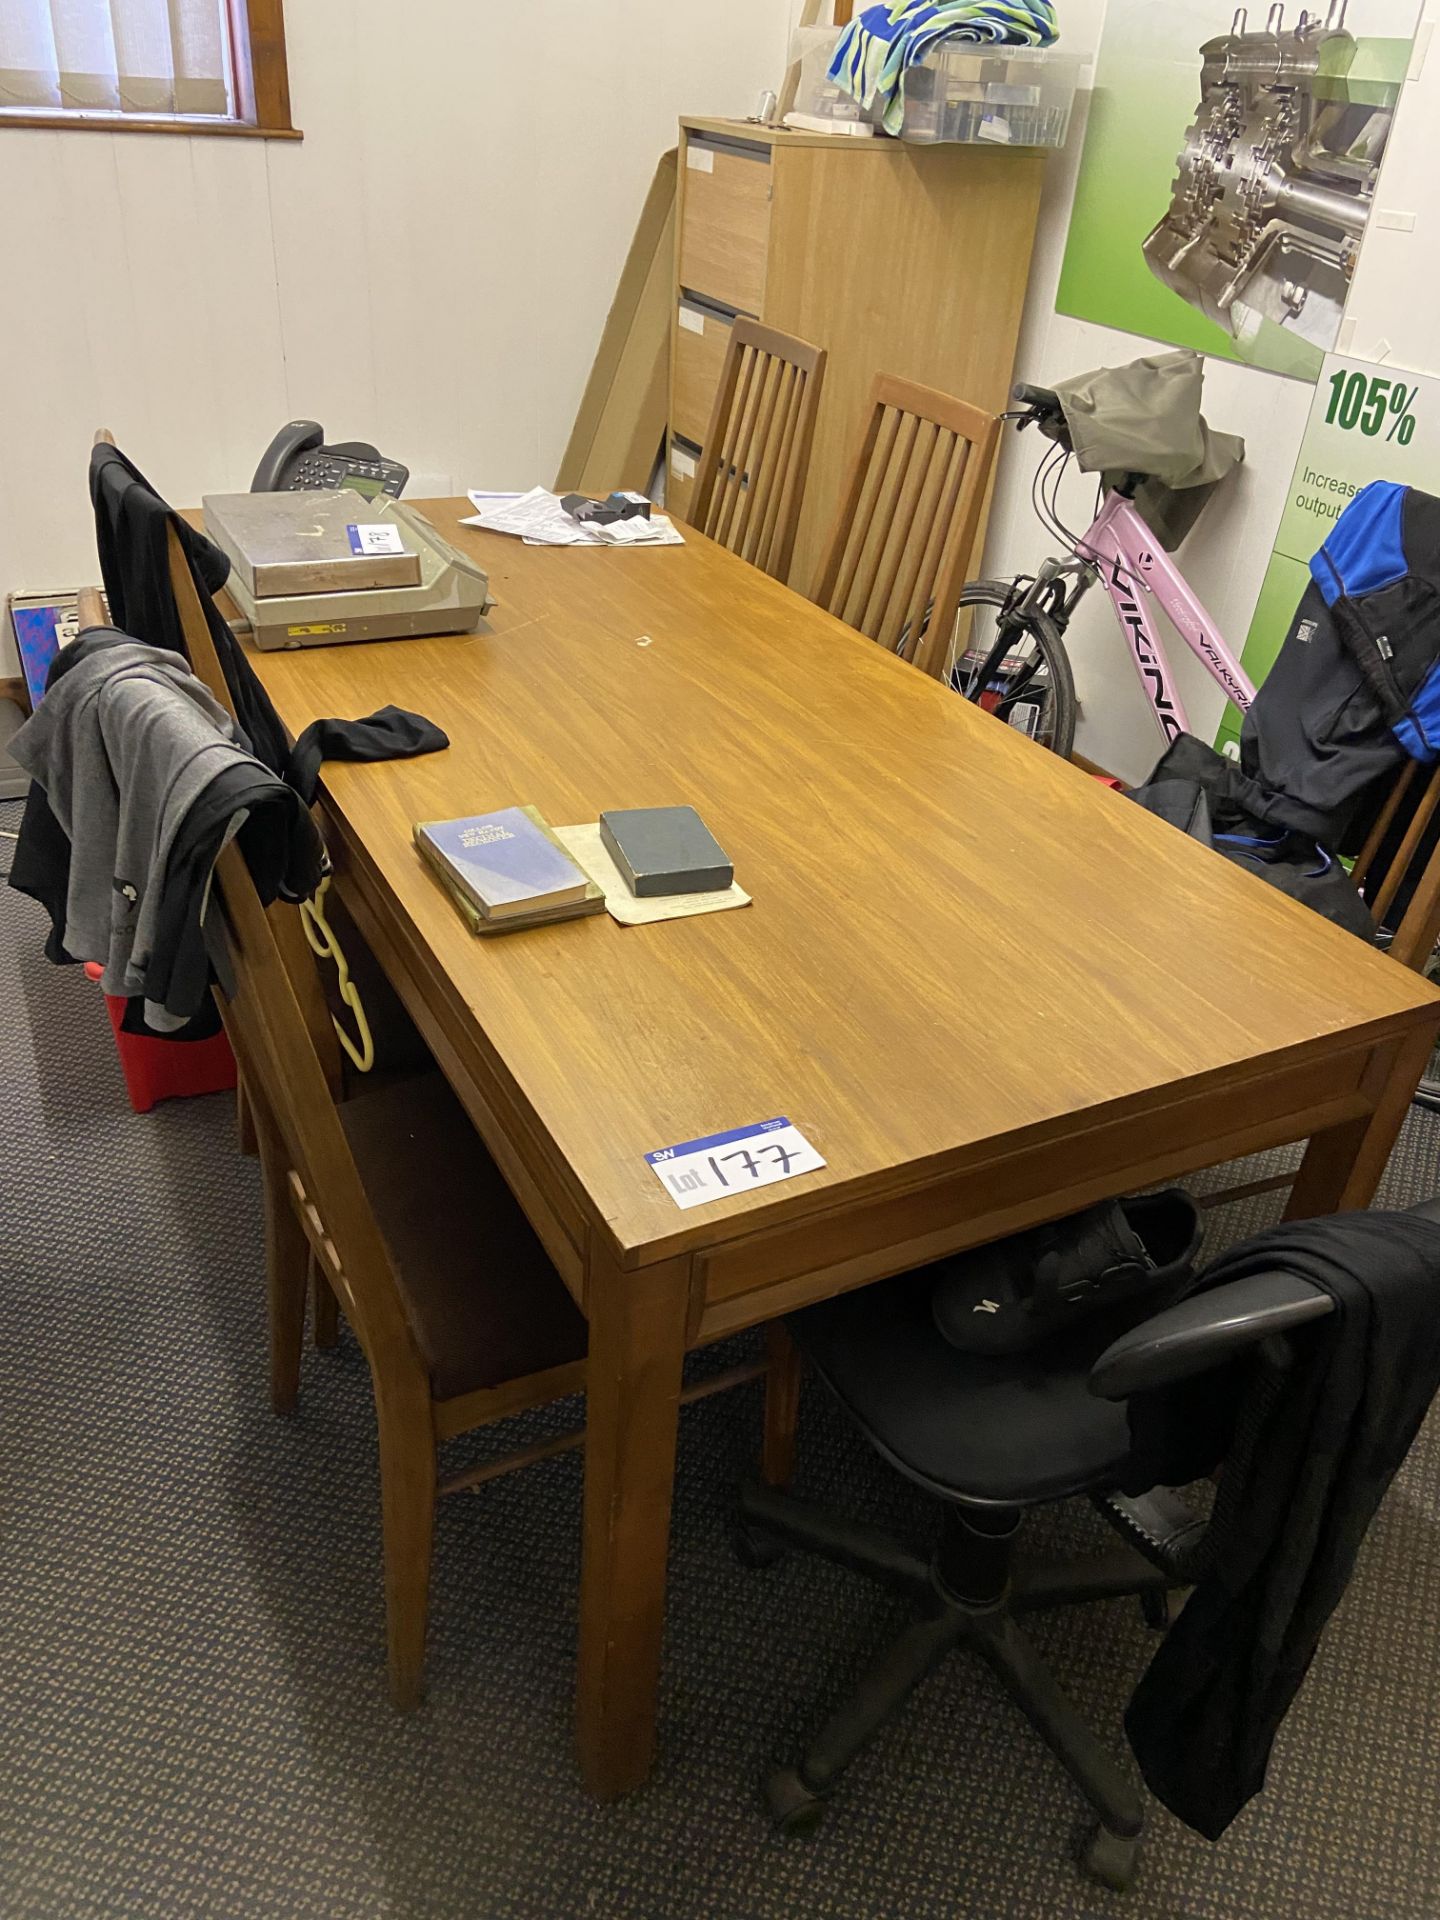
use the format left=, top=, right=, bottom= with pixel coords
left=250, top=421, right=409, bottom=499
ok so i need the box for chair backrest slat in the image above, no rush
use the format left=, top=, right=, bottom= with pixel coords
left=834, top=404, right=900, bottom=627
left=690, top=320, right=828, bottom=582
left=1371, top=764, right=1440, bottom=925
left=1351, top=759, right=1416, bottom=890
left=733, top=355, right=787, bottom=560
left=814, top=375, right=1000, bottom=679
left=895, top=428, right=968, bottom=661
left=754, top=364, right=804, bottom=566
left=1355, top=760, right=1440, bottom=972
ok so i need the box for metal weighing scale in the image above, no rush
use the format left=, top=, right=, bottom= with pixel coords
left=202, top=491, right=493, bottom=651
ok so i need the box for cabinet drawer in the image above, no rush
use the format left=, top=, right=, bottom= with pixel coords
left=666, top=436, right=701, bottom=525
left=679, top=138, right=770, bottom=316
left=672, top=300, right=735, bottom=449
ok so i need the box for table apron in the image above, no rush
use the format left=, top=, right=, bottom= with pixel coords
left=690, top=1041, right=1385, bottom=1341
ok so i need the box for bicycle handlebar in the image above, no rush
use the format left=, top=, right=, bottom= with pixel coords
left=1011, top=383, right=1071, bottom=450
left=1013, top=383, right=1062, bottom=413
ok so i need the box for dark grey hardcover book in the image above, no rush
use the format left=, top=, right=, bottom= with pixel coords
left=598, top=806, right=734, bottom=897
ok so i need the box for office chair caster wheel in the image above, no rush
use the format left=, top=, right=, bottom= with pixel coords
left=1081, top=1822, right=1140, bottom=1893
left=732, top=1523, right=786, bottom=1571
left=765, top=1765, right=828, bottom=1837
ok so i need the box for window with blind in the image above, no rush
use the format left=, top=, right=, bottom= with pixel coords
left=0, top=0, right=295, bottom=134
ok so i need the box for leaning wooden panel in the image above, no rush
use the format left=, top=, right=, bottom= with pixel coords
left=556, top=151, right=678, bottom=496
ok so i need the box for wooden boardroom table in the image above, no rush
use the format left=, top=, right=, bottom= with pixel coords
left=234, top=502, right=1440, bottom=1800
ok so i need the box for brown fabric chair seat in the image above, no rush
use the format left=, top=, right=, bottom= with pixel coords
left=338, top=1072, right=587, bottom=1401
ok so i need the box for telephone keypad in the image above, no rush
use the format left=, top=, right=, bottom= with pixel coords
left=287, top=455, right=406, bottom=496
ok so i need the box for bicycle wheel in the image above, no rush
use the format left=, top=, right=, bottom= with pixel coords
left=950, top=580, right=1077, bottom=762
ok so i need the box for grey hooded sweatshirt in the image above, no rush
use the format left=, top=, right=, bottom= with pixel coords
left=9, top=638, right=258, bottom=1007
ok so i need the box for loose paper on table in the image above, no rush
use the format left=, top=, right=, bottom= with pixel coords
left=461, top=488, right=684, bottom=549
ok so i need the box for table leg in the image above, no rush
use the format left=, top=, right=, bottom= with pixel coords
left=761, top=1321, right=803, bottom=1490
left=1286, top=1025, right=1436, bottom=1220
left=577, top=1248, right=691, bottom=1800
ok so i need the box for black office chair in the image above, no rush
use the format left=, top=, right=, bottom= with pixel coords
left=735, top=1259, right=1337, bottom=1891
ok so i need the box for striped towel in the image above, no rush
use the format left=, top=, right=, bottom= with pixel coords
left=829, top=1, right=1059, bottom=136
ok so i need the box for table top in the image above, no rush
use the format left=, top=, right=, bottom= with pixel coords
left=241, top=503, right=1440, bottom=1263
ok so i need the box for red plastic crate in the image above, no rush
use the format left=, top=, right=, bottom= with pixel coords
left=84, top=963, right=237, bottom=1113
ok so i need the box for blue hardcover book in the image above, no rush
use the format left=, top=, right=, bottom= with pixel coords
left=414, top=807, right=589, bottom=920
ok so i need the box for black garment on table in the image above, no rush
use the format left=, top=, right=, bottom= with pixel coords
left=1122, top=1207, right=1440, bottom=1841
left=285, top=706, right=450, bottom=808
left=1128, top=732, right=1375, bottom=940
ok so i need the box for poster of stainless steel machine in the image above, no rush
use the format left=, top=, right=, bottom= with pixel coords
left=1057, top=2, right=1422, bottom=381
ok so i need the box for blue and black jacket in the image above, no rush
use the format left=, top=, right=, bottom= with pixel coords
left=1243, top=480, right=1440, bottom=845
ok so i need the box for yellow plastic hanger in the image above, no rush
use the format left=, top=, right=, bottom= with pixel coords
left=301, top=877, right=374, bottom=1074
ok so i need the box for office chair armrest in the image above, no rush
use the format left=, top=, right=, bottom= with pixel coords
left=1089, top=1272, right=1333, bottom=1401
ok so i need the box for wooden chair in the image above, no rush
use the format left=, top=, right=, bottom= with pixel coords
left=1198, top=761, right=1440, bottom=1217
left=1350, top=760, right=1440, bottom=973
left=689, top=319, right=827, bottom=581
left=814, top=375, right=1000, bottom=679
left=132, top=502, right=784, bottom=1708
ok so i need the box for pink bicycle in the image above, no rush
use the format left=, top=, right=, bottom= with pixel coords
left=955, top=382, right=1257, bottom=760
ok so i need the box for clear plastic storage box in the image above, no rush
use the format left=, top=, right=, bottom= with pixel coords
left=899, top=47, right=1084, bottom=147
left=788, top=26, right=875, bottom=131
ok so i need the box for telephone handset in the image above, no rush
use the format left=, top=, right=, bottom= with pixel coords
left=250, top=420, right=409, bottom=500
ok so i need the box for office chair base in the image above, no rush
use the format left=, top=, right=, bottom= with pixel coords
left=738, top=1481, right=1158, bottom=1884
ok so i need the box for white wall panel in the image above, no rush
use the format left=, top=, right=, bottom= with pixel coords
left=0, top=0, right=794, bottom=669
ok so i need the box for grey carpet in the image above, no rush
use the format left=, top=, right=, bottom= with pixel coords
left=5, top=791, right=1440, bottom=1920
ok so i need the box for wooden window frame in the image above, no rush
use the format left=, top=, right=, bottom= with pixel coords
left=0, top=0, right=300, bottom=139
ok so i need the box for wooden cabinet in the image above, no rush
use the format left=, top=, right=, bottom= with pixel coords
left=677, top=137, right=772, bottom=315
left=671, top=298, right=736, bottom=448
left=670, top=116, right=1046, bottom=597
